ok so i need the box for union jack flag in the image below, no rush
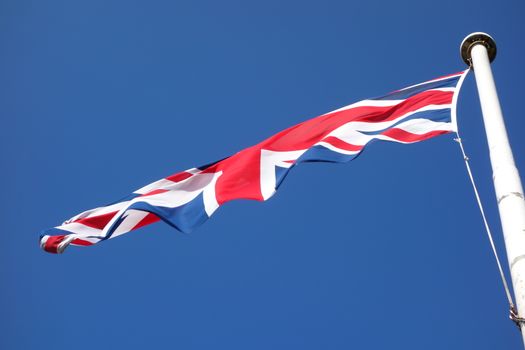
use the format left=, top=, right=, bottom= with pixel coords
left=40, top=70, right=469, bottom=253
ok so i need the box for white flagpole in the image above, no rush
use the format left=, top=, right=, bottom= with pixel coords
left=461, top=32, right=525, bottom=343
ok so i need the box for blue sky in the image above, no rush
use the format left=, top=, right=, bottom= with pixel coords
left=2, top=0, right=525, bottom=349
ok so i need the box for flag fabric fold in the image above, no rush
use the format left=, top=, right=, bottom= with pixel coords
left=40, top=70, right=469, bottom=253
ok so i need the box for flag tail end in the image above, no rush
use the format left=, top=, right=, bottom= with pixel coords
left=40, top=234, right=71, bottom=254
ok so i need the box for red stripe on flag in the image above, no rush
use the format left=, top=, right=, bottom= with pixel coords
left=166, top=171, right=194, bottom=183
left=322, top=136, right=363, bottom=152
left=204, top=145, right=263, bottom=204
left=71, top=238, right=94, bottom=246
left=381, top=128, right=450, bottom=143
left=140, top=189, right=169, bottom=197
left=132, top=213, right=160, bottom=230
left=74, top=211, right=118, bottom=230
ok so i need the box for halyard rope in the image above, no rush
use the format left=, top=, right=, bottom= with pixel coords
left=453, top=134, right=523, bottom=328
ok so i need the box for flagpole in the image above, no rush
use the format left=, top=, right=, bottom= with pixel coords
left=461, top=32, right=525, bottom=343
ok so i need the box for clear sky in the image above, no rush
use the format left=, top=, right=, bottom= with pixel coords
left=2, top=0, right=525, bottom=349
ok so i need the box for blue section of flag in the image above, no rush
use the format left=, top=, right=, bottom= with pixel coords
left=274, top=165, right=290, bottom=190
left=374, top=75, right=460, bottom=101
left=298, top=145, right=359, bottom=164
left=127, top=194, right=209, bottom=234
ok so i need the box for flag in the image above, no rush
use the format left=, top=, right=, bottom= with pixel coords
left=40, top=70, right=469, bottom=253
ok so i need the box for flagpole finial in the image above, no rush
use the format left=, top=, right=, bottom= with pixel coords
left=460, top=32, right=497, bottom=66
